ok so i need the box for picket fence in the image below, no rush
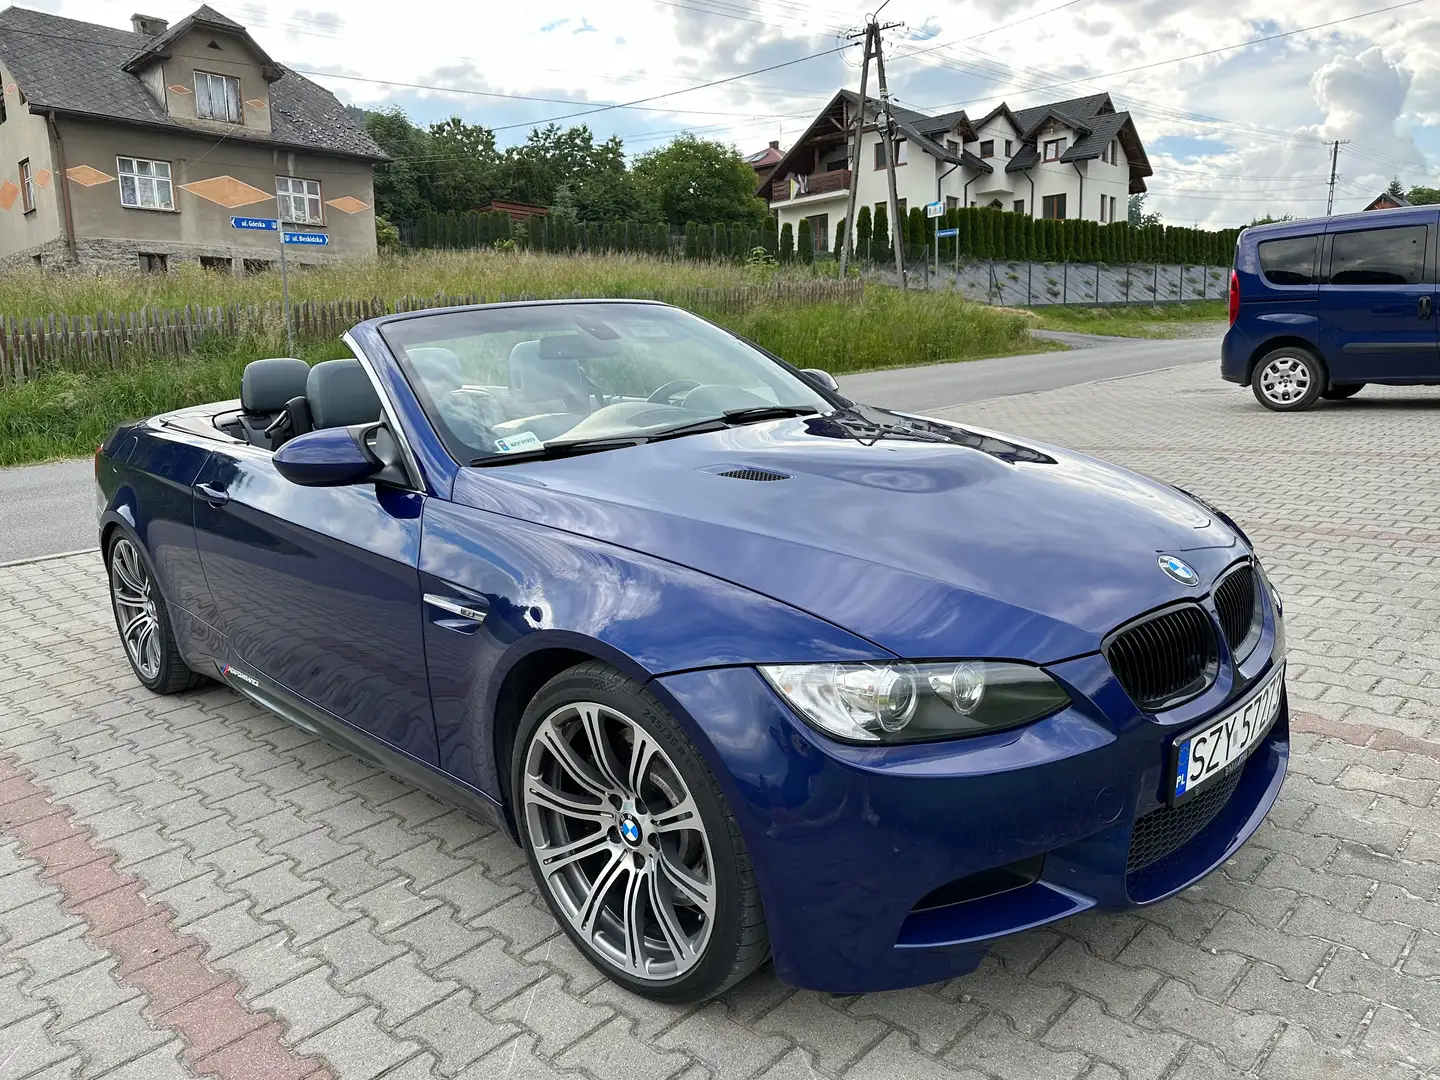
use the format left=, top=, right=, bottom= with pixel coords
left=0, top=279, right=864, bottom=385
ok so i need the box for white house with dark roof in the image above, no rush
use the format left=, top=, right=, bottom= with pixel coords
left=0, top=4, right=386, bottom=271
left=762, top=90, right=1152, bottom=253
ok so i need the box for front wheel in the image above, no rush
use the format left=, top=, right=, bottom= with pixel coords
left=1322, top=383, right=1365, bottom=400
left=1252, top=348, right=1325, bottom=412
left=513, top=662, right=768, bottom=1003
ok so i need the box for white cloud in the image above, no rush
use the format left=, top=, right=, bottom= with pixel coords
left=44, top=0, right=1440, bottom=225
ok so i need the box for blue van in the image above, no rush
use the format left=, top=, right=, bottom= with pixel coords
left=1221, top=205, right=1437, bottom=411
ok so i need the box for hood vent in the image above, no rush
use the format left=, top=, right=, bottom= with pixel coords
left=718, top=468, right=789, bottom=482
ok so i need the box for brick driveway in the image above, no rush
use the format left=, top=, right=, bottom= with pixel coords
left=5, top=360, right=1440, bottom=1080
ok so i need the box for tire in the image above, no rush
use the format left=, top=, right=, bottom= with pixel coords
left=512, top=661, right=769, bottom=1003
left=1251, top=347, right=1325, bottom=412
left=106, top=533, right=205, bottom=695
left=1322, top=383, right=1365, bottom=400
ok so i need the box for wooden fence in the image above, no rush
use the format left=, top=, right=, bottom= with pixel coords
left=0, top=279, right=864, bottom=385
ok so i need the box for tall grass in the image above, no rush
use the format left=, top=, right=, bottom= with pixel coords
left=0, top=252, right=1044, bottom=466
left=0, top=250, right=825, bottom=317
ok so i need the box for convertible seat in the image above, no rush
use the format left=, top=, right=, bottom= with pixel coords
left=238, top=357, right=309, bottom=448
left=307, top=358, right=382, bottom=429
left=508, top=340, right=592, bottom=414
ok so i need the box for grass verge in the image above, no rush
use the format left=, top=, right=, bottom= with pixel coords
left=0, top=268, right=1044, bottom=467
left=1028, top=300, right=1228, bottom=338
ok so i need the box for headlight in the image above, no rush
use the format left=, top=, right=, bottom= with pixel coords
left=759, top=661, right=1071, bottom=744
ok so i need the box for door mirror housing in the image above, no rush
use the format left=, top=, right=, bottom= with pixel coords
left=800, top=368, right=840, bottom=393
left=273, top=425, right=383, bottom=487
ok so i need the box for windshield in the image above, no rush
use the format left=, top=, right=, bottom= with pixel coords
left=378, top=303, right=832, bottom=462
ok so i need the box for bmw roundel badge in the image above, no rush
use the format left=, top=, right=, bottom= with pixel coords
left=1158, top=554, right=1200, bottom=587
left=619, top=816, right=642, bottom=844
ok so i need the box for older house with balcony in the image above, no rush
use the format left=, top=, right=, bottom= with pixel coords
left=762, top=89, right=1152, bottom=253
left=0, top=4, right=385, bottom=271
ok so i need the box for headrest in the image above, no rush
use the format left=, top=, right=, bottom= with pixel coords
left=409, top=347, right=461, bottom=387
left=241, top=357, right=309, bottom=413
left=306, top=359, right=381, bottom=430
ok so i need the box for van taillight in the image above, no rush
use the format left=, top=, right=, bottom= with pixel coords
left=1228, top=270, right=1240, bottom=326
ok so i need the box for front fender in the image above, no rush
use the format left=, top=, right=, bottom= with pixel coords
left=417, top=497, right=893, bottom=802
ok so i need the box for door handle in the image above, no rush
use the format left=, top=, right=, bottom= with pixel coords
left=194, top=482, right=230, bottom=507
left=1421, top=296, right=1432, bottom=320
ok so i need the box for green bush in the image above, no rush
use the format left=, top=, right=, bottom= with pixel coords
left=779, top=221, right=795, bottom=262
left=797, top=218, right=814, bottom=265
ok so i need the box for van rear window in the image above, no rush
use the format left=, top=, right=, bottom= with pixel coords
left=1257, top=236, right=1318, bottom=285
left=1329, top=225, right=1427, bottom=286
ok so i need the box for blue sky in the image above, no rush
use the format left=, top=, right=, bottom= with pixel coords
left=41, top=0, right=1440, bottom=226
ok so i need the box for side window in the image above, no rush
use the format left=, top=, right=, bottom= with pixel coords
left=1329, top=225, right=1427, bottom=286
left=1257, top=236, right=1318, bottom=286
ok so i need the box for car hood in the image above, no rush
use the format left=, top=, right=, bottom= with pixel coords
left=451, top=408, right=1248, bottom=663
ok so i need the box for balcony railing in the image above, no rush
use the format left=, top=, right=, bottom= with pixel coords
left=770, top=168, right=852, bottom=202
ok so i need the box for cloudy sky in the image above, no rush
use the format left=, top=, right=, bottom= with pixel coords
left=34, top=0, right=1440, bottom=226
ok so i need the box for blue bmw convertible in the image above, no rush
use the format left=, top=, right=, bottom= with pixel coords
left=95, top=299, right=1288, bottom=1002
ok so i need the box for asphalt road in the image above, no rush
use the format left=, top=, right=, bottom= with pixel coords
left=0, top=334, right=1220, bottom=563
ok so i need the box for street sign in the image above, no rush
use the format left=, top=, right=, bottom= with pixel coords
left=925, top=201, right=944, bottom=219
left=283, top=231, right=329, bottom=246
left=937, top=227, right=959, bottom=237
left=231, top=216, right=278, bottom=230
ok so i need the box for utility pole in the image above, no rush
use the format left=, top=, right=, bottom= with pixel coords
left=1326, top=139, right=1350, bottom=215
left=837, top=14, right=904, bottom=286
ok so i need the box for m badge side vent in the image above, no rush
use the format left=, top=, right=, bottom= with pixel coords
left=717, top=468, right=790, bottom=482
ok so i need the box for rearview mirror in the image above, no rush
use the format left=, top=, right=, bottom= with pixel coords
left=273, top=425, right=383, bottom=487
left=800, top=368, right=840, bottom=393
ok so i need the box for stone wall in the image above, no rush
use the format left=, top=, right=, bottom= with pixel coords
left=0, top=235, right=342, bottom=274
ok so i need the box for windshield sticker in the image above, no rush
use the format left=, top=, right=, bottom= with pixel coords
left=494, top=431, right=543, bottom=454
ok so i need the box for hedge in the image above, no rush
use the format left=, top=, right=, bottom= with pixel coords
left=410, top=207, right=1239, bottom=267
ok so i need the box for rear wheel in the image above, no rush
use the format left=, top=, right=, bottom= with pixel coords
left=513, top=662, right=768, bottom=1003
left=107, top=534, right=204, bottom=695
left=1322, top=383, right=1364, bottom=400
left=1252, top=347, right=1325, bottom=412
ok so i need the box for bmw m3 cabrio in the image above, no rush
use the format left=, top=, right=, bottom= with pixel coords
left=96, top=299, right=1288, bottom=1002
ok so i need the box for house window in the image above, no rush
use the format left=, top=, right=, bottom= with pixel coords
left=824, top=158, right=847, bottom=172
left=138, top=252, right=168, bottom=273
left=896, top=198, right=907, bottom=217
left=946, top=139, right=960, bottom=156
left=276, top=176, right=322, bottom=224
left=1005, top=139, right=1013, bottom=156
left=0, top=98, right=7, bottom=124
left=200, top=256, right=231, bottom=272
left=1013, top=199, right=1025, bottom=215
left=946, top=195, right=959, bottom=211
left=805, top=213, right=828, bottom=252
left=243, top=258, right=274, bottom=274
left=117, top=156, right=174, bottom=210
left=1043, top=138, right=1067, bottom=162
left=874, top=140, right=887, bottom=169
left=19, top=159, right=33, bottom=213
left=1042, top=194, right=1067, bottom=219
left=1100, top=196, right=1107, bottom=223
left=1110, top=195, right=1117, bottom=222
left=195, top=70, right=242, bottom=123
left=979, top=140, right=995, bottom=158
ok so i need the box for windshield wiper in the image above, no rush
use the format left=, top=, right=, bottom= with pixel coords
left=469, top=406, right=821, bottom=466
left=469, top=435, right=647, bottom=467
left=644, top=404, right=821, bottom=442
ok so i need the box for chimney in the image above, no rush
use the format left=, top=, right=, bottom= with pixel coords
left=769, top=140, right=780, bottom=150
left=131, top=14, right=169, bottom=36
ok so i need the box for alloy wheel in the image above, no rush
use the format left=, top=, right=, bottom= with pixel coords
left=521, top=701, right=716, bottom=981
left=1258, top=356, right=1312, bottom=406
left=110, top=538, right=161, bottom=681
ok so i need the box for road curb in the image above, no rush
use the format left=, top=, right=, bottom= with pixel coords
left=0, top=546, right=100, bottom=569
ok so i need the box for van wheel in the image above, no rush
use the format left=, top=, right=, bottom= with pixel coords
left=1321, top=383, right=1364, bottom=400
left=1252, top=348, right=1325, bottom=412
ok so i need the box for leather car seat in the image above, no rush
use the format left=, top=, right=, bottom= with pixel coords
left=306, top=359, right=382, bottom=430
left=238, top=357, right=309, bottom=448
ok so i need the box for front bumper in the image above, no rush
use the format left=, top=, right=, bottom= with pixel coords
left=655, top=623, right=1288, bottom=994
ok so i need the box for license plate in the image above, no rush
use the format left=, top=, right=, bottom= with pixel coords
left=1170, top=661, right=1285, bottom=805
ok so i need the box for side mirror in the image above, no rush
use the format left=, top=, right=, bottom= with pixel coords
left=800, top=368, right=840, bottom=393
left=273, top=425, right=383, bottom=487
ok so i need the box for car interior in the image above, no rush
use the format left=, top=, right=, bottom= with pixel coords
left=217, top=357, right=382, bottom=451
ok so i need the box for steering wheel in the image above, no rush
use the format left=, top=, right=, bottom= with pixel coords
left=647, top=379, right=702, bottom=406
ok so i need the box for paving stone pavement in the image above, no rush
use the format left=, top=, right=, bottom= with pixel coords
left=4, top=360, right=1440, bottom=1080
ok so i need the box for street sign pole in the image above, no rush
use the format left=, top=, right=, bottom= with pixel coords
left=278, top=221, right=293, bottom=356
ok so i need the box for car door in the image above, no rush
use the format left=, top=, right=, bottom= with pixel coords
left=1320, top=212, right=1439, bottom=382
left=189, top=444, right=439, bottom=762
